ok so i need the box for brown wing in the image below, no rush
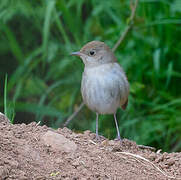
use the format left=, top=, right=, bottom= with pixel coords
left=121, top=98, right=128, bottom=110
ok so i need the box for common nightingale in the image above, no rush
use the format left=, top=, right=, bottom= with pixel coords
left=71, top=41, right=129, bottom=140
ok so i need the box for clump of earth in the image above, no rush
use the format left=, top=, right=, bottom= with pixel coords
left=0, top=113, right=181, bottom=180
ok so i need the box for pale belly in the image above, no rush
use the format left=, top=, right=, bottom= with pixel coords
left=81, top=63, right=128, bottom=114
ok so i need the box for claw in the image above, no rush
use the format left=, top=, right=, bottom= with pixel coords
left=96, top=134, right=101, bottom=141
left=114, top=136, right=122, bottom=142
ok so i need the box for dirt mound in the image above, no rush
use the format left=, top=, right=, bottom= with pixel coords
left=0, top=113, right=181, bottom=180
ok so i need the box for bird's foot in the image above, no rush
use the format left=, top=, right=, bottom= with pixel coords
left=95, top=134, right=101, bottom=142
left=93, top=134, right=106, bottom=142
left=114, top=135, right=122, bottom=142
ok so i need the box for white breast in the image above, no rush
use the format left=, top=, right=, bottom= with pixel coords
left=81, top=63, right=129, bottom=114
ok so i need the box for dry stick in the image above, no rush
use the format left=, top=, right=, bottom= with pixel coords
left=64, top=0, right=139, bottom=127
left=112, top=0, right=139, bottom=52
left=117, top=152, right=181, bottom=180
left=63, top=102, right=85, bottom=127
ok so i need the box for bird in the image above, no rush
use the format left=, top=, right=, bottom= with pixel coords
left=71, top=41, right=129, bottom=140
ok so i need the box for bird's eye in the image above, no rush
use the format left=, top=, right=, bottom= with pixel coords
left=89, top=50, right=96, bottom=56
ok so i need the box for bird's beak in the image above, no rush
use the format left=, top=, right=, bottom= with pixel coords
left=70, top=51, right=82, bottom=57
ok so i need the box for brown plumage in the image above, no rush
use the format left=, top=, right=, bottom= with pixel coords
left=71, top=41, right=129, bottom=140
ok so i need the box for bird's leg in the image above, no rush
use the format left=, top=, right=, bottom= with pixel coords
left=114, top=114, right=121, bottom=140
left=96, top=113, right=100, bottom=140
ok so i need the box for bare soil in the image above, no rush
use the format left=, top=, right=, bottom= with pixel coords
left=0, top=113, right=181, bottom=180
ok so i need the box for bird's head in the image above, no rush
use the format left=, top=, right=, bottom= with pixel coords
left=71, top=41, right=116, bottom=67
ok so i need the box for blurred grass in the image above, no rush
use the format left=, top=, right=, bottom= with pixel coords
left=0, top=0, right=181, bottom=152
left=3, top=74, right=15, bottom=123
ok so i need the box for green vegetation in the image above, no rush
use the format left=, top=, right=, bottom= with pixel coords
left=0, top=0, right=181, bottom=152
left=3, top=74, right=15, bottom=123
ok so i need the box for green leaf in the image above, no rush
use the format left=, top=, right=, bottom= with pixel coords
left=153, top=49, right=160, bottom=73
left=42, top=0, right=56, bottom=57
left=1, top=24, right=24, bottom=64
